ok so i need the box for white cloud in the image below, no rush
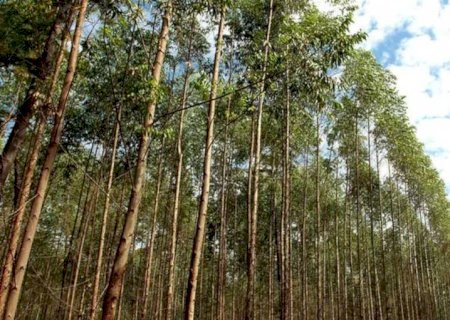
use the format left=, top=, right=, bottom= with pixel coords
left=353, top=0, right=450, bottom=192
left=314, top=0, right=450, bottom=193
left=397, top=34, right=450, bottom=67
left=387, top=64, right=449, bottom=121
left=353, top=0, right=444, bottom=44
left=416, top=118, right=450, bottom=186
left=313, top=0, right=339, bottom=14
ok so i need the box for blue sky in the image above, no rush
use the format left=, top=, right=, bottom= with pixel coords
left=317, top=0, right=450, bottom=194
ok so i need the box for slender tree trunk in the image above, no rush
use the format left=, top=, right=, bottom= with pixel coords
left=232, top=193, right=238, bottom=320
left=0, top=82, right=38, bottom=196
left=275, top=178, right=283, bottom=318
left=0, top=22, right=70, bottom=317
left=246, top=1, right=273, bottom=318
left=155, top=217, right=170, bottom=320
left=67, top=176, right=101, bottom=320
left=387, top=163, right=400, bottom=320
left=165, top=37, right=194, bottom=320
left=140, top=62, right=176, bottom=316
left=106, top=188, right=125, bottom=276
left=322, top=224, right=328, bottom=320
left=216, top=37, right=235, bottom=320
left=411, top=203, right=423, bottom=319
left=302, top=151, right=309, bottom=320
left=89, top=105, right=121, bottom=320
left=0, top=118, right=41, bottom=316
left=343, top=162, right=349, bottom=320
left=0, top=118, right=42, bottom=315
left=334, top=156, right=341, bottom=320
left=280, top=152, right=287, bottom=320
left=366, top=118, right=383, bottom=320
left=63, top=145, right=98, bottom=320
left=67, top=184, right=98, bottom=320
left=394, top=179, right=408, bottom=320
left=281, top=64, right=292, bottom=320
left=58, top=143, right=95, bottom=319
left=423, top=237, right=436, bottom=319
left=78, top=225, right=95, bottom=319
left=2, top=1, right=88, bottom=318
left=405, top=183, right=420, bottom=320
left=354, top=111, right=365, bottom=320
left=316, top=104, right=322, bottom=320
left=216, top=97, right=231, bottom=320
left=269, top=203, right=274, bottom=320
left=101, top=3, right=172, bottom=319
left=374, top=138, right=387, bottom=319
left=348, top=159, right=356, bottom=320
left=418, top=212, right=430, bottom=319
left=184, top=8, right=226, bottom=320
left=141, top=146, right=165, bottom=319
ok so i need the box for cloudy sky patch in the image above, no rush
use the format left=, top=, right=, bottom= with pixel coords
left=344, top=0, right=450, bottom=193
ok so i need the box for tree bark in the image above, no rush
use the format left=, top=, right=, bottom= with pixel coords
left=366, top=118, right=383, bottom=320
left=334, top=155, right=342, bottom=320
left=246, top=1, right=273, bottom=318
left=141, top=147, right=165, bottom=320
left=316, top=105, right=322, bottom=320
left=89, top=105, right=121, bottom=320
left=101, top=3, right=173, bottom=319
left=0, top=23, right=69, bottom=317
left=216, top=96, right=231, bottom=320
left=67, top=177, right=101, bottom=320
left=2, top=0, right=88, bottom=317
left=354, top=110, right=365, bottom=320
left=302, top=151, right=309, bottom=320
left=165, top=38, right=193, bottom=320
left=184, top=8, right=226, bottom=320
left=281, top=64, right=292, bottom=320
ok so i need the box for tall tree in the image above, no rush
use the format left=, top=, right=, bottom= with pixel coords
left=89, top=106, right=121, bottom=320
left=0, top=19, right=71, bottom=316
left=101, top=2, right=173, bottom=319
left=2, top=1, right=88, bottom=318
left=246, top=1, right=274, bottom=319
left=184, top=6, right=226, bottom=320
left=164, top=17, right=198, bottom=319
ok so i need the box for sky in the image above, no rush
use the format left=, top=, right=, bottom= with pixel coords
left=317, top=0, right=450, bottom=194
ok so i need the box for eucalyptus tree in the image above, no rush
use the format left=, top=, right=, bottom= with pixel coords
left=341, top=49, right=399, bottom=319
left=2, top=1, right=88, bottom=318
left=184, top=2, right=228, bottom=319
left=245, top=0, right=273, bottom=318
left=101, top=1, right=174, bottom=319
left=164, top=10, right=210, bottom=320
left=0, top=22, right=70, bottom=318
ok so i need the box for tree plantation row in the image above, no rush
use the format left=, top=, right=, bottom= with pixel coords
left=0, top=1, right=450, bottom=320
